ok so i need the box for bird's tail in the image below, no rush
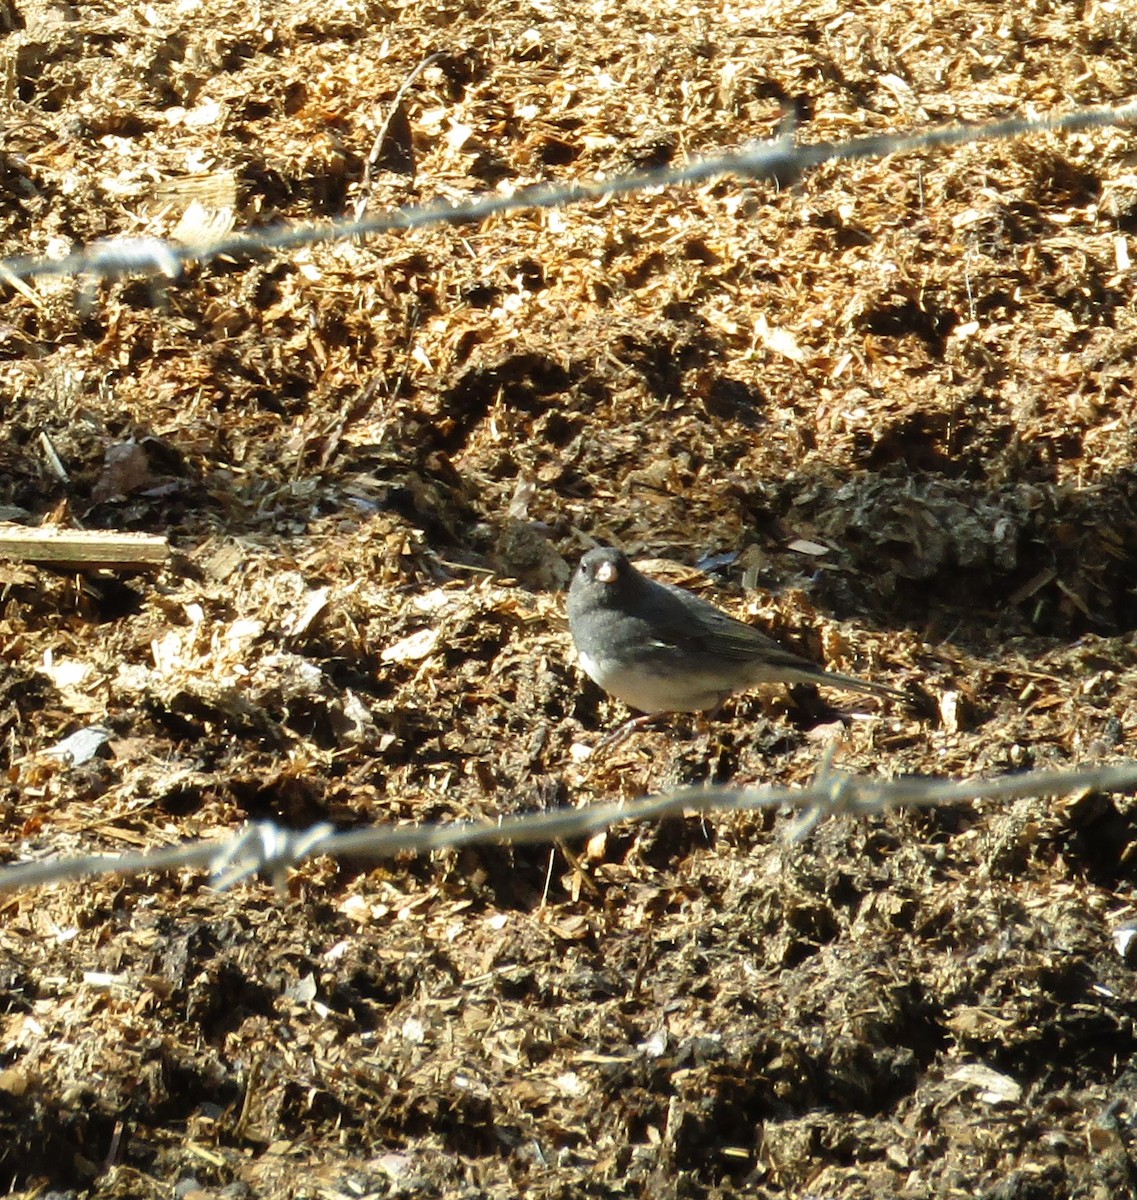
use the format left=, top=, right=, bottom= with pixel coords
left=813, top=668, right=912, bottom=703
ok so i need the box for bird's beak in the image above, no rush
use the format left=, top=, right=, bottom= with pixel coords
left=596, top=559, right=618, bottom=584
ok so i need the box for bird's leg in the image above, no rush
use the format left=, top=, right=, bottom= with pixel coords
left=594, top=712, right=665, bottom=752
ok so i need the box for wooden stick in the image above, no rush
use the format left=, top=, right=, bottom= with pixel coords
left=0, top=525, right=169, bottom=571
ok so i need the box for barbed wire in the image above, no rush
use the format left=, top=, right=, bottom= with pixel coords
left=2, top=755, right=1134, bottom=895
left=1, top=98, right=1135, bottom=287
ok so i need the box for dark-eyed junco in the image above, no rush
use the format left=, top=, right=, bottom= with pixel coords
left=567, top=546, right=907, bottom=714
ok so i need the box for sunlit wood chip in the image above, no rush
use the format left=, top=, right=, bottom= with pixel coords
left=948, top=1062, right=1022, bottom=1105
left=381, top=627, right=439, bottom=663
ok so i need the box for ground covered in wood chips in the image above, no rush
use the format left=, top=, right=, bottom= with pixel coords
left=2, top=0, right=1137, bottom=1196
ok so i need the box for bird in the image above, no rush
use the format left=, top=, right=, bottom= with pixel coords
left=567, top=546, right=907, bottom=715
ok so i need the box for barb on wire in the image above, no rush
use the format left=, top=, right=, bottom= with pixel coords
left=2, top=98, right=1135, bottom=285
left=209, top=820, right=337, bottom=893
left=1, top=758, right=1135, bottom=895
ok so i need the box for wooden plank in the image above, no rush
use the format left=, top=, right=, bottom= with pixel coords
left=0, top=525, right=169, bottom=571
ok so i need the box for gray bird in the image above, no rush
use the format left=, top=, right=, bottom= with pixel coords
left=567, top=546, right=907, bottom=714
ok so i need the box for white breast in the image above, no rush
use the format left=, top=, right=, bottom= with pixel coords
left=577, top=649, right=730, bottom=714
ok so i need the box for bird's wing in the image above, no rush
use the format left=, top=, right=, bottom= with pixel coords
left=654, top=581, right=820, bottom=672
